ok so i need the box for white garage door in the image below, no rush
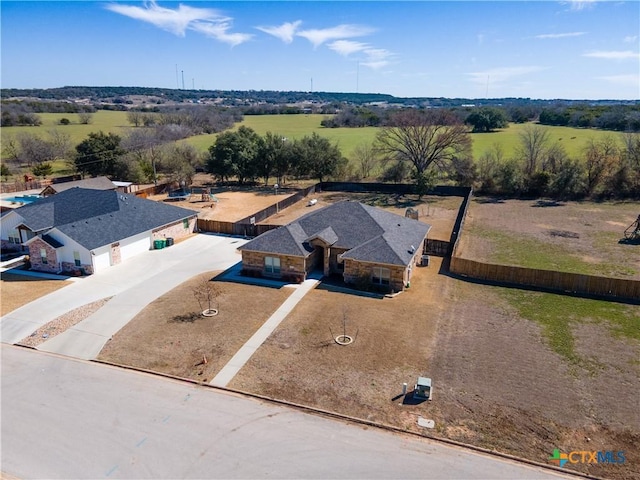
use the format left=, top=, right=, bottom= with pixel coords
left=120, top=232, right=151, bottom=261
left=92, top=251, right=110, bottom=273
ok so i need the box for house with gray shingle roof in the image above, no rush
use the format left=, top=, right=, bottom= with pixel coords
left=0, top=188, right=197, bottom=275
left=239, top=201, right=430, bottom=292
left=39, top=176, right=116, bottom=196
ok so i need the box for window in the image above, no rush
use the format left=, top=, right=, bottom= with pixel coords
left=372, top=266, right=390, bottom=285
left=40, top=248, right=48, bottom=265
left=8, top=229, right=20, bottom=244
left=73, top=251, right=81, bottom=267
left=264, top=256, right=281, bottom=275
left=183, top=218, right=190, bottom=229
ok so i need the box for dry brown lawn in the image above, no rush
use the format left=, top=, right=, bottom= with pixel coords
left=261, top=191, right=463, bottom=241
left=458, top=197, right=640, bottom=279
left=98, top=272, right=291, bottom=382
left=99, top=258, right=639, bottom=479
left=0, top=272, right=69, bottom=316
left=147, top=187, right=294, bottom=222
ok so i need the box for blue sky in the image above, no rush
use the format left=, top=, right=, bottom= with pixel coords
left=1, top=1, right=639, bottom=99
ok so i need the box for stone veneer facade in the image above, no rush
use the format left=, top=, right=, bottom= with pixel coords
left=342, top=259, right=408, bottom=292
left=152, top=216, right=197, bottom=241
left=28, top=237, right=60, bottom=274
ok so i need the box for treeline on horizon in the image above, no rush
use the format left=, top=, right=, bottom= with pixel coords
left=2, top=85, right=637, bottom=107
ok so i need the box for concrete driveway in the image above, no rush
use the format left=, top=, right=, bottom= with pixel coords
left=1, top=234, right=247, bottom=359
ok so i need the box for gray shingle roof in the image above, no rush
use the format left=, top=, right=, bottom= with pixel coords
left=12, top=188, right=196, bottom=250
left=240, top=201, right=430, bottom=266
left=42, top=176, right=115, bottom=194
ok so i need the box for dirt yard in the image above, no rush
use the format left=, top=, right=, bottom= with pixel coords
left=97, top=256, right=639, bottom=479
left=261, top=191, right=463, bottom=241
left=0, top=272, right=69, bottom=316
left=98, top=272, right=292, bottom=382
left=457, top=197, right=640, bottom=279
left=147, top=186, right=295, bottom=222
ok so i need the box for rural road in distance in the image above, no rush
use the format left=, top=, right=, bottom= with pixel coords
left=1, top=346, right=571, bottom=480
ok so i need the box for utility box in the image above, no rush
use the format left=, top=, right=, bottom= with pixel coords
left=413, top=377, right=432, bottom=400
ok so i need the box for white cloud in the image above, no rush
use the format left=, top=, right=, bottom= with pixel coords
left=467, top=66, right=547, bottom=86
left=361, top=48, right=393, bottom=70
left=327, top=40, right=369, bottom=56
left=191, top=21, right=253, bottom=47
left=256, top=21, right=302, bottom=44
left=597, top=74, right=640, bottom=87
left=564, top=0, right=597, bottom=11
left=535, top=32, right=586, bottom=39
left=327, top=41, right=392, bottom=70
left=624, top=35, right=639, bottom=43
left=296, top=24, right=374, bottom=48
left=583, top=50, right=640, bottom=60
left=105, top=1, right=251, bottom=45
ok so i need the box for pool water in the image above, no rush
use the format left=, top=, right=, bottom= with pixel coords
left=4, top=195, right=41, bottom=204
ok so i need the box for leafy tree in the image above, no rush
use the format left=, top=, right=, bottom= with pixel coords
left=207, top=126, right=260, bottom=184
left=294, top=133, right=344, bottom=182
left=375, top=109, right=471, bottom=196
left=465, top=107, right=508, bottom=132
left=162, top=143, right=199, bottom=186
left=255, top=132, right=281, bottom=185
left=75, top=131, right=125, bottom=178
left=59, top=118, right=70, bottom=125
left=549, top=158, right=586, bottom=199
left=0, top=162, right=11, bottom=181
left=32, top=162, right=53, bottom=178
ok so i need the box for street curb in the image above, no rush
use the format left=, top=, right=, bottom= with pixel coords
left=91, top=358, right=601, bottom=480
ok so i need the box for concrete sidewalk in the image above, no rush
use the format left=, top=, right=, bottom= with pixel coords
left=210, top=272, right=322, bottom=388
left=1, top=234, right=247, bottom=356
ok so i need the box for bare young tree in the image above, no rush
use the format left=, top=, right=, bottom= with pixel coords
left=583, top=135, right=619, bottom=195
left=193, top=279, right=221, bottom=315
left=127, top=111, right=144, bottom=127
left=517, top=124, right=550, bottom=177
left=78, top=112, right=93, bottom=125
left=351, top=142, right=379, bottom=179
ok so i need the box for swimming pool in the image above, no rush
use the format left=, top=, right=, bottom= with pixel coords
left=3, top=195, right=41, bottom=204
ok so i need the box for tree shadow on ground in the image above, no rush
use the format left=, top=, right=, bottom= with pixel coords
left=531, top=199, right=565, bottom=208
left=473, top=197, right=506, bottom=204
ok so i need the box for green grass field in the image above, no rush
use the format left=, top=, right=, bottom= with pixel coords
left=1, top=111, right=131, bottom=147
left=1, top=111, right=624, bottom=173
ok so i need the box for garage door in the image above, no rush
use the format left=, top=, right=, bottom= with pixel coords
left=119, top=232, right=152, bottom=261
left=92, top=250, right=110, bottom=273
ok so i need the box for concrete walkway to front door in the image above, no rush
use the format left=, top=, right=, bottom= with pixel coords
left=210, top=272, right=322, bottom=388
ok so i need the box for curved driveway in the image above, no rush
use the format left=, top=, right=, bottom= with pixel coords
left=1, top=234, right=247, bottom=358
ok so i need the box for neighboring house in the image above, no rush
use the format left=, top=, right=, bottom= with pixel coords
left=40, top=176, right=116, bottom=197
left=239, top=201, right=431, bottom=292
left=0, top=188, right=197, bottom=275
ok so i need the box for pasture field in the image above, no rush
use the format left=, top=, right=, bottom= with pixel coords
left=0, top=110, right=130, bottom=147
left=2, top=111, right=625, bottom=178
left=457, top=197, right=640, bottom=279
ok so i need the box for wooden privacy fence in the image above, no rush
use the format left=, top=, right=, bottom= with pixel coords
left=450, top=256, right=640, bottom=300
left=424, top=239, right=451, bottom=257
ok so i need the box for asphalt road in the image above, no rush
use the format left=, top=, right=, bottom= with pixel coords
left=1, top=346, right=570, bottom=480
